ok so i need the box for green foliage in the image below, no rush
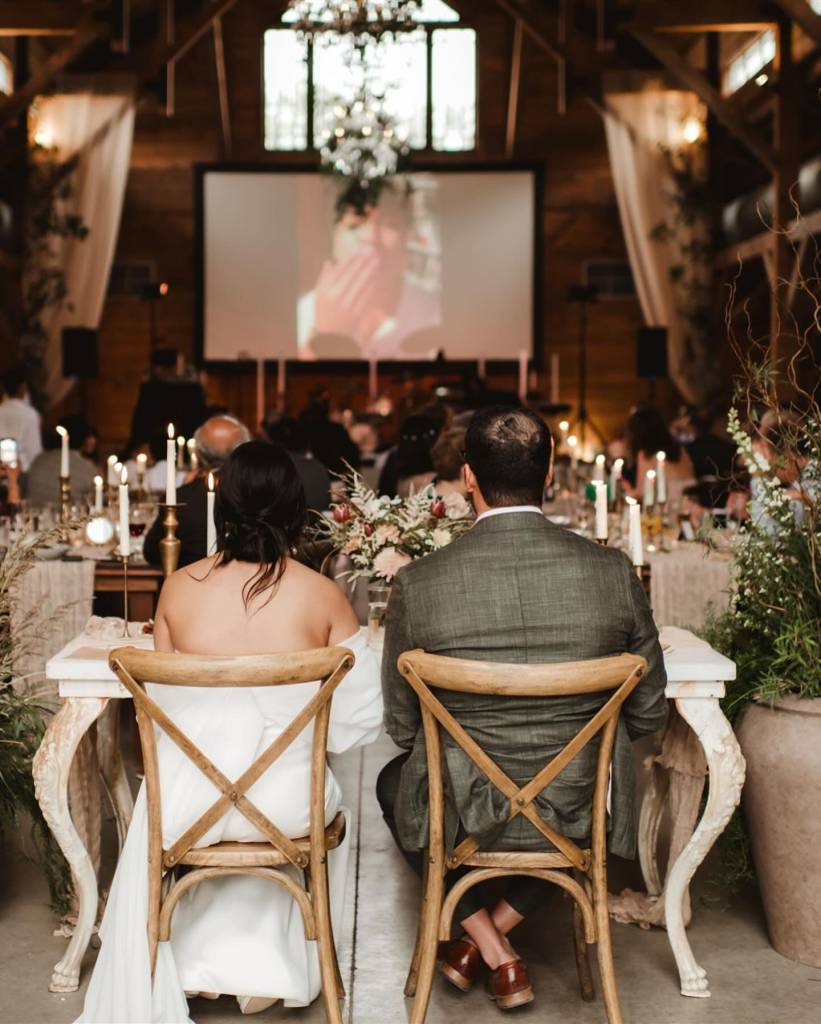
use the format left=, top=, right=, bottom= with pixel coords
left=20, top=148, right=89, bottom=409
left=0, top=526, right=78, bottom=914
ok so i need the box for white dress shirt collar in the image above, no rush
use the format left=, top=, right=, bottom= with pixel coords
left=475, top=505, right=544, bottom=524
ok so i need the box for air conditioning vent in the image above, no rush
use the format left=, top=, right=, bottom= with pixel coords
left=582, top=259, right=635, bottom=299
left=107, top=260, right=156, bottom=298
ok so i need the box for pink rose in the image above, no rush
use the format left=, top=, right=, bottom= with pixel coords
left=363, top=523, right=374, bottom=537
left=372, top=546, right=412, bottom=580
left=333, top=504, right=351, bottom=523
left=430, top=499, right=446, bottom=519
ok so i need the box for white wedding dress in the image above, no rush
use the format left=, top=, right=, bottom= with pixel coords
left=76, top=630, right=383, bottom=1024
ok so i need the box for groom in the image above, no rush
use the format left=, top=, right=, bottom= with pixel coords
left=378, top=406, right=667, bottom=1010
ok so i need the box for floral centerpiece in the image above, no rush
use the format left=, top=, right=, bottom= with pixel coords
left=313, top=472, right=473, bottom=582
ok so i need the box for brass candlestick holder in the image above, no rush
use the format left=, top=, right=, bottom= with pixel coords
left=59, top=475, right=71, bottom=524
left=121, top=555, right=131, bottom=638
left=159, top=502, right=184, bottom=578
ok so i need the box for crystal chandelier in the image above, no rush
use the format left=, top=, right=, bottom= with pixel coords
left=286, top=0, right=422, bottom=41
left=319, top=90, right=411, bottom=213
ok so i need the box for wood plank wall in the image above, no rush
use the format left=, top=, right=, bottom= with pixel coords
left=83, top=1, right=677, bottom=450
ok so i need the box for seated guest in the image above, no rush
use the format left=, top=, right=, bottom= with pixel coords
left=431, top=426, right=467, bottom=497
left=143, top=414, right=250, bottom=568
left=24, top=417, right=97, bottom=506
left=262, top=413, right=331, bottom=511
left=348, top=416, right=387, bottom=491
left=377, top=413, right=439, bottom=498
left=77, top=441, right=382, bottom=1020
left=622, top=404, right=695, bottom=504
left=684, top=406, right=737, bottom=508
left=298, top=398, right=361, bottom=476
left=0, top=365, right=42, bottom=472
left=378, top=407, right=667, bottom=1008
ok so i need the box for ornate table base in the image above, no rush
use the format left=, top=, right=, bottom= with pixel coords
left=609, top=695, right=746, bottom=998
left=32, top=698, right=133, bottom=993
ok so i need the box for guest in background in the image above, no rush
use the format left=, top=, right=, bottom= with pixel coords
left=622, top=404, right=695, bottom=504
left=0, top=366, right=42, bottom=472
left=24, top=417, right=97, bottom=506
left=143, top=414, right=251, bottom=568
left=378, top=413, right=439, bottom=498
left=431, top=426, right=467, bottom=497
left=262, top=413, right=331, bottom=511
left=682, top=405, right=736, bottom=509
left=298, top=399, right=361, bottom=476
left=348, top=416, right=387, bottom=491
left=128, top=347, right=208, bottom=448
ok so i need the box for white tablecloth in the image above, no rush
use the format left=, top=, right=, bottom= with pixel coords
left=11, top=559, right=96, bottom=695
left=648, top=545, right=732, bottom=631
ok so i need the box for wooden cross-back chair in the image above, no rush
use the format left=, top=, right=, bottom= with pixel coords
left=397, top=649, right=647, bottom=1024
left=109, top=644, right=356, bottom=1024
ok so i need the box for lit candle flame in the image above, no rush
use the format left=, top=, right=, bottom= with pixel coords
left=167, top=423, right=175, bottom=439
left=93, top=475, right=103, bottom=487
left=56, top=425, right=67, bottom=438
left=120, top=466, right=128, bottom=485
left=656, top=451, right=666, bottom=463
left=207, top=472, right=215, bottom=492
left=595, top=454, right=606, bottom=465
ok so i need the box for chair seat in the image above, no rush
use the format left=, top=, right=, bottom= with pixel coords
left=460, top=849, right=591, bottom=870
left=175, top=812, right=347, bottom=868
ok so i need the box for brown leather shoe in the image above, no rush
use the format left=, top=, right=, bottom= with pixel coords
left=439, top=938, right=483, bottom=992
left=487, top=958, right=535, bottom=1010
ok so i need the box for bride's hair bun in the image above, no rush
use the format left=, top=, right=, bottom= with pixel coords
left=214, top=440, right=306, bottom=607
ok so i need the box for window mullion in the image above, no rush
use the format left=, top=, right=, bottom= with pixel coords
left=425, top=28, right=433, bottom=151
left=307, top=38, right=315, bottom=150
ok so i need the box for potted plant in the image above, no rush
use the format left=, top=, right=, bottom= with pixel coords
left=709, top=363, right=820, bottom=965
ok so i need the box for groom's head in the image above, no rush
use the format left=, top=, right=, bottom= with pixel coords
left=463, top=407, right=553, bottom=512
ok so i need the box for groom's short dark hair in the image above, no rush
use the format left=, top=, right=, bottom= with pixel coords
left=465, top=406, right=552, bottom=507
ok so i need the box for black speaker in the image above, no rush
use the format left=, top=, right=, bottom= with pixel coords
left=62, top=327, right=98, bottom=379
left=636, top=326, right=668, bottom=379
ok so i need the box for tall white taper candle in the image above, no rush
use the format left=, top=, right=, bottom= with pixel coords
left=93, top=475, right=103, bottom=513
left=593, top=453, right=606, bottom=481
left=594, top=482, right=608, bottom=540
left=56, top=425, right=69, bottom=477
left=643, top=469, right=656, bottom=509
left=119, top=466, right=130, bottom=558
left=206, top=472, right=216, bottom=556
left=166, top=424, right=176, bottom=505
left=627, top=497, right=643, bottom=566
left=655, top=451, right=667, bottom=504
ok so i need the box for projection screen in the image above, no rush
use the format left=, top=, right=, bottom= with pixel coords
left=199, top=168, right=536, bottom=362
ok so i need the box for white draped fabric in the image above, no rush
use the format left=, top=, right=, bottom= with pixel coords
left=603, top=87, right=713, bottom=404
left=28, top=90, right=135, bottom=408
left=76, top=630, right=383, bottom=1024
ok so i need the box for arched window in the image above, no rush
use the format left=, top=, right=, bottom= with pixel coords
left=263, top=0, right=476, bottom=153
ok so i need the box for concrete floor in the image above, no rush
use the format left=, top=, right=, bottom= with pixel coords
left=1, top=733, right=819, bottom=1024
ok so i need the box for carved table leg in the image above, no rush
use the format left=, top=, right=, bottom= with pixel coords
left=32, top=696, right=109, bottom=993
left=638, top=757, right=669, bottom=897
left=664, top=696, right=745, bottom=998
left=97, top=700, right=133, bottom=851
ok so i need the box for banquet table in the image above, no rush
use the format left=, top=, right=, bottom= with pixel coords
left=34, top=624, right=740, bottom=1001
left=647, top=545, right=732, bottom=631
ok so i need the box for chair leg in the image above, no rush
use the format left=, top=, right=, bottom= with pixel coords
left=572, top=899, right=595, bottom=1002
left=311, top=858, right=344, bottom=1024
left=409, top=858, right=445, bottom=1024
left=328, top=904, right=346, bottom=999
left=404, top=859, right=428, bottom=997
left=593, top=871, right=624, bottom=1024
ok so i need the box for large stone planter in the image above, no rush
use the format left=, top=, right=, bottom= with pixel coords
left=737, top=696, right=821, bottom=967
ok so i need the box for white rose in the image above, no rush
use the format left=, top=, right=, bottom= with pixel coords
left=431, top=528, right=452, bottom=549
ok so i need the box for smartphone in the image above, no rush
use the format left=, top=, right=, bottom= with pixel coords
left=0, top=437, right=18, bottom=467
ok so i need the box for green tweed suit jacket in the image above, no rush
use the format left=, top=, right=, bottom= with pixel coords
left=381, top=510, right=668, bottom=860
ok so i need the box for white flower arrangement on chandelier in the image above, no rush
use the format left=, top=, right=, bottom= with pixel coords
left=286, top=0, right=422, bottom=43
left=319, top=90, right=411, bottom=214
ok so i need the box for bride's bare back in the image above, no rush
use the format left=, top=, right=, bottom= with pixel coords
left=154, top=555, right=359, bottom=655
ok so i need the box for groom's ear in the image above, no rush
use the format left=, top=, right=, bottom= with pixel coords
left=463, top=462, right=478, bottom=496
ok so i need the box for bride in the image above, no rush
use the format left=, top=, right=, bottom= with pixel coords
left=77, top=440, right=383, bottom=1023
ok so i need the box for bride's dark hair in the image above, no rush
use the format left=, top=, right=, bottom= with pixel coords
left=214, top=440, right=306, bottom=607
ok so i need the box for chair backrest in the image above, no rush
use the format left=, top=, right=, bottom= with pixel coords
left=109, top=645, right=354, bottom=871
left=397, top=650, right=646, bottom=872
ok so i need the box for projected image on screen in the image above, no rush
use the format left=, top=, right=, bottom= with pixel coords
left=201, top=170, right=534, bottom=362
left=297, top=182, right=442, bottom=359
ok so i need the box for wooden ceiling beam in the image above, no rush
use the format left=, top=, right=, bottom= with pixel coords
left=0, top=2, right=87, bottom=36
left=771, top=0, right=821, bottom=50
left=632, top=30, right=777, bottom=170
left=0, top=16, right=108, bottom=131
left=627, top=0, right=774, bottom=33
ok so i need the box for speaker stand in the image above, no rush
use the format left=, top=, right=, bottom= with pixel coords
left=567, top=287, right=607, bottom=451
